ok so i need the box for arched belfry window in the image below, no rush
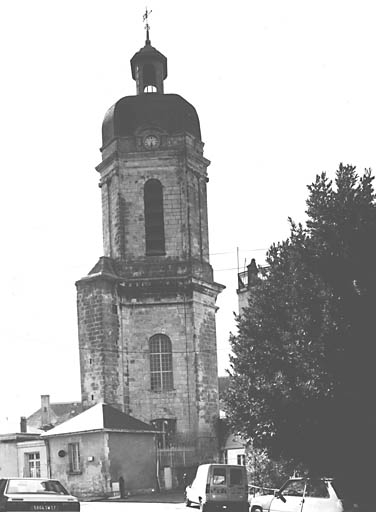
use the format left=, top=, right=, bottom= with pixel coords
left=144, top=179, right=165, bottom=255
left=143, top=63, right=157, bottom=93
left=149, top=334, right=173, bottom=391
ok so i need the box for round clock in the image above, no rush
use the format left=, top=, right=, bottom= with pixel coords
left=143, top=134, right=160, bottom=149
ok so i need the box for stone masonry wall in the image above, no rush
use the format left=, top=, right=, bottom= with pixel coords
left=76, top=276, right=123, bottom=410
left=121, top=293, right=198, bottom=445
left=192, top=287, right=220, bottom=457
left=99, top=135, right=210, bottom=265
left=48, top=432, right=110, bottom=499
left=77, top=132, right=222, bottom=461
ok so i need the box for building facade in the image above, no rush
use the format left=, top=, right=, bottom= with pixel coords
left=0, top=422, right=47, bottom=480
left=76, top=33, right=224, bottom=463
left=43, top=403, right=157, bottom=499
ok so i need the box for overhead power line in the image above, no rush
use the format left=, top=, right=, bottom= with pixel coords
left=210, top=247, right=268, bottom=256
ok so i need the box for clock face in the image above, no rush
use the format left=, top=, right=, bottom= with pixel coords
left=143, top=134, right=160, bottom=149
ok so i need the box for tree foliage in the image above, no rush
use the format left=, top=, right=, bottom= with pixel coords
left=225, top=164, right=376, bottom=494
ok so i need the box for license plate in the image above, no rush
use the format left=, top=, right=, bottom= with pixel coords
left=31, top=506, right=58, bottom=511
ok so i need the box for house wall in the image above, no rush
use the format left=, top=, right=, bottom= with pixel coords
left=107, top=432, right=157, bottom=494
left=47, top=432, right=110, bottom=499
left=47, top=430, right=158, bottom=499
left=227, top=448, right=245, bottom=465
left=0, top=443, right=18, bottom=476
left=223, top=434, right=246, bottom=465
left=17, top=440, right=48, bottom=477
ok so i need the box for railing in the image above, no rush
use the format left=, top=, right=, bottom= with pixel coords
left=238, top=265, right=268, bottom=291
left=157, top=447, right=197, bottom=468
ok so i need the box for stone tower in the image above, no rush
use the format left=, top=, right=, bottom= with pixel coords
left=76, top=32, right=224, bottom=460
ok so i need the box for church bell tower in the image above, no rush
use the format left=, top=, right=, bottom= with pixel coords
left=76, top=20, right=224, bottom=461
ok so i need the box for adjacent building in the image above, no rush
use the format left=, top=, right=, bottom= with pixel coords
left=0, top=418, right=47, bottom=478
left=42, top=403, right=157, bottom=499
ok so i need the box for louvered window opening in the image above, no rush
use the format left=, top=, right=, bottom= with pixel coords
left=144, top=179, right=165, bottom=255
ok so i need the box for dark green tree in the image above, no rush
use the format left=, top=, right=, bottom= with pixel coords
left=225, top=164, right=376, bottom=497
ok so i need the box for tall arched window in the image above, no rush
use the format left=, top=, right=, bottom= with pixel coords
left=144, top=179, right=165, bottom=255
left=149, top=334, right=173, bottom=391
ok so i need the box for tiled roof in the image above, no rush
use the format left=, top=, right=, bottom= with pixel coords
left=27, top=402, right=82, bottom=430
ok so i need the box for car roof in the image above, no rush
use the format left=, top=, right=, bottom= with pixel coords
left=286, top=477, right=333, bottom=481
left=3, top=478, right=56, bottom=480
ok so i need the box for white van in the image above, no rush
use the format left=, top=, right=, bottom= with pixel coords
left=185, top=463, right=249, bottom=511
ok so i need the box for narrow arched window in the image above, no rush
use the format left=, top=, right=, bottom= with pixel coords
left=149, top=334, right=173, bottom=391
left=144, top=179, right=165, bottom=255
left=143, top=63, right=157, bottom=92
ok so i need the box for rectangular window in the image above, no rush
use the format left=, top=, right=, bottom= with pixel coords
left=237, top=454, right=246, bottom=466
left=68, top=443, right=80, bottom=473
left=212, top=468, right=227, bottom=485
left=306, top=480, right=329, bottom=498
left=230, top=467, right=243, bottom=485
left=25, top=452, right=41, bottom=478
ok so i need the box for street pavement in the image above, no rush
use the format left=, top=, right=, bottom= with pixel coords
left=81, top=490, right=189, bottom=511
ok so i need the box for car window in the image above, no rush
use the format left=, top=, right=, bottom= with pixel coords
left=305, top=480, right=329, bottom=498
left=212, top=468, right=226, bottom=485
left=0, top=480, right=6, bottom=494
left=281, top=480, right=305, bottom=497
left=230, top=468, right=243, bottom=485
left=7, top=480, right=68, bottom=495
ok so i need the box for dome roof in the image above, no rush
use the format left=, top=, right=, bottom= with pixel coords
left=102, top=93, right=201, bottom=147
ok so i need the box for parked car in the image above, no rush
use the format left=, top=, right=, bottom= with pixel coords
left=185, top=463, right=249, bottom=511
left=0, top=478, right=80, bottom=511
left=249, top=477, right=364, bottom=512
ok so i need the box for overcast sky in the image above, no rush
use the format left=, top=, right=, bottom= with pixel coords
left=1, top=0, right=376, bottom=429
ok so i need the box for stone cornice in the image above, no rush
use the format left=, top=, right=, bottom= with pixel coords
left=116, top=274, right=223, bottom=299
left=96, top=151, right=119, bottom=173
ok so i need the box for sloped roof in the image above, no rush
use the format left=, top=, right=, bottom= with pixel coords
left=42, top=403, right=156, bottom=437
left=88, top=256, right=118, bottom=278
left=27, top=401, right=83, bottom=430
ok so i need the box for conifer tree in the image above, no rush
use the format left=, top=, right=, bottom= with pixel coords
left=225, top=164, right=376, bottom=496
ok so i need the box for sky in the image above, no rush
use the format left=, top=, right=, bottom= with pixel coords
left=1, top=0, right=376, bottom=429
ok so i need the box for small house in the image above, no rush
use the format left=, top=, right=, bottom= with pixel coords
left=42, top=402, right=158, bottom=499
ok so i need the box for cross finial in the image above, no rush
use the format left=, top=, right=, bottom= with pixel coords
left=143, top=7, right=152, bottom=44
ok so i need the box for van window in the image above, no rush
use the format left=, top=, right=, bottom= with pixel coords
left=212, top=468, right=226, bottom=485
left=230, top=468, right=243, bottom=485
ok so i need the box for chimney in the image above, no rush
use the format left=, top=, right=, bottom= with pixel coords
left=41, top=395, right=51, bottom=428
left=20, top=416, right=27, bottom=433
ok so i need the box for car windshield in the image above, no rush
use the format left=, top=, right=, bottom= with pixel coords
left=7, top=480, right=68, bottom=495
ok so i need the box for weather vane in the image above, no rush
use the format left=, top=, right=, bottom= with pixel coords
left=143, top=7, right=152, bottom=44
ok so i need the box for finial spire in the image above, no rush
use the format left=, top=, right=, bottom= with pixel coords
left=143, top=7, right=152, bottom=45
